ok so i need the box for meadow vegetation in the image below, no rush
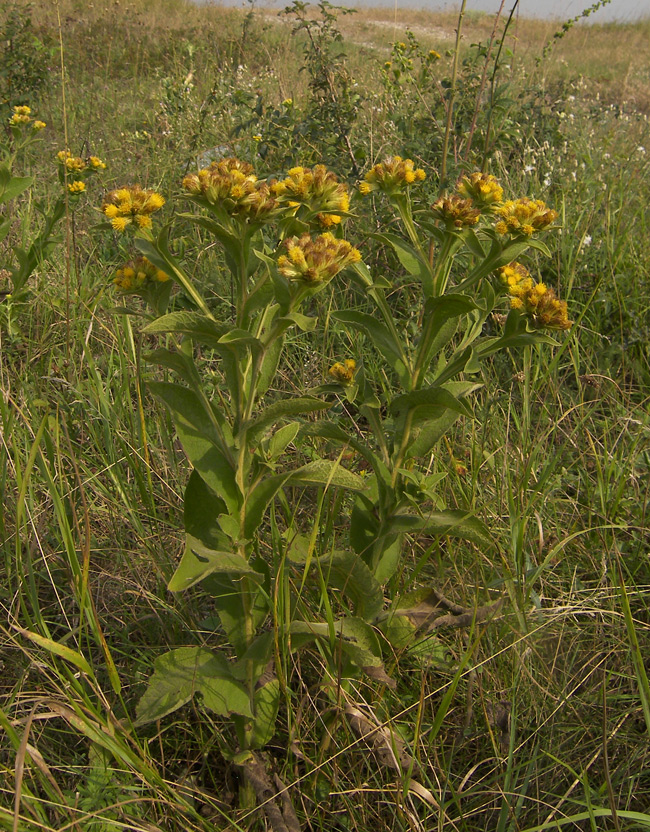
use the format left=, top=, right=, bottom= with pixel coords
left=1, top=0, right=649, bottom=830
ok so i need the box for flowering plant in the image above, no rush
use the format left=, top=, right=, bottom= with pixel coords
left=107, top=156, right=570, bottom=817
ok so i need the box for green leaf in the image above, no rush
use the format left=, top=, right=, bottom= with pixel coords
left=372, top=232, right=433, bottom=296
left=279, top=311, right=317, bottom=332
left=204, top=573, right=269, bottom=655
left=287, top=458, right=367, bottom=491
left=136, top=230, right=212, bottom=318
left=19, top=630, right=92, bottom=675
left=332, top=310, right=408, bottom=382
left=244, top=397, right=331, bottom=447
left=250, top=678, right=280, bottom=749
left=390, top=385, right=473, bottom=425
left=148, top=382, right=241, bottom=515
left=143, top=347, right=201, bottom=386
left=184, top=469, right=229, bottom=548
left=144, top=311, right=227, bottom=345
left=323, top=550, right=385, bottom=622
left=135, top=647, right=252, bottom=725
left=394, top=509, right=493, bottom=549
left=267, top=422, right=300, bottom=460
left=168, top=535, right=262, bottom=592
left=0, top=167, right=33, bottom=204
left=289, top=618, right=390, bottom=681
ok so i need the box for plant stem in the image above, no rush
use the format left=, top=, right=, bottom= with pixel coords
left=441, top=0, right=467, bottom=187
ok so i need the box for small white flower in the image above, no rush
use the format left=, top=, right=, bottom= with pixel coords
left=637, top=146, right=646, bottom=154
left=582, top=235, right=592, bottom=247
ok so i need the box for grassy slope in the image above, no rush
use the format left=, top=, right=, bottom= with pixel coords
left=1, top=1, right=649, bottom=830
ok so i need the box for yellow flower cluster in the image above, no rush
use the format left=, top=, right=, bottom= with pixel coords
left=495, top=198, right=557, bottom=237
left=359, top=156, right=426, bottom=196
left=9, top=105, right=46, bottom=130
left=102, top=186, right=165, bottom=232
left=431, top=195, right=481, bottom=229
left=182, top=158, right=280, bottom=222
left=57, top=150, right=106, bottom=197
left=428, top=49, right=441, bottom=61
left=498, top=262, right=571, bottom=330
left=114, top=257, right=170, bottom=292
left=328, top=359, right=356, bottom=384
left=456, top=172, right=504, bottom=211
left=277, top=233, right=361, bottom=285
left=270, top=165, right=350, bottom=228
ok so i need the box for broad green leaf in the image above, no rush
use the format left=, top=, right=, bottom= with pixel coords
left=289, top=618, right=390, bottom=681
left=287, top=458, right=367, bottom=491
left=135, top=647, right=252, bottom=725
left=136, top=231, right=212, bottom=318
left=393, top=509, right=493, bottom=549
left=390, top=385, right=473, bottom=426
left=149, top=382, right=240, bottom=514
left=184, top=469, right=228, bottom=548
left=373, top=535, right=404, bottom=584
left=204, top=574, right=268, bottom=655
left=143, top=311, right=228, bottom=346
left=267, top=422, right=300, bottom=460
left=322, top=550, right=384, bottom=622
left=143, top=347, right=201, bottom=386
left=372, top=232, right=433, bottom=295
left=278, top=311, right=317, bottom=332
left=244, top=397, right=331, bottom=447
left=0, top=170, right=33, bottom=204
left=168, top=535, right=262, bottom=592
left=250, top=678, right=280, bottom=749
left=332, top=310, right=408, bottom=383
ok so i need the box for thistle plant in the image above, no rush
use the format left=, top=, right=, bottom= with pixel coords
left=107, top=154, right=571, bottom=817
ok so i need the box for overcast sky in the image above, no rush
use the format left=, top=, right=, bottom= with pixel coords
left=203, top=0, right=650, bottom=22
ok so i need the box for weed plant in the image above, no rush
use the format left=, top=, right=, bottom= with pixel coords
left=1, top=0, right=649, bottom=830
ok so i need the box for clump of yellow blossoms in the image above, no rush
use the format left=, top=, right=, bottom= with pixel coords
left=57, top=150, right=106, bottom=196
left=328, top=359, right=356, bottom=384
left=359, top=156, right=426, bottom=196
left=498, top=262, right=571, bottom=330
left=431, top=195, right=481, bottom=229
left=495, top=198, right=557, bottom=237
left=9, top=105, right=45, bottom=130
left=102, top=186, right=165, bottom=232
left=277, top=233, right=361, bottom=285
left=183, top=158, right=281, bottom=223
left=114, top=257, right=170, bottom=292
left=456, top=172, right=503, bottom=211
left=270, top=165, right=350, bottom=228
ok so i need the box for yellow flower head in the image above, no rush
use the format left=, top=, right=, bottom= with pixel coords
left=431, top=195, right=481, bottom=229
left=428, top=49, right=441, bottom=61
left=497, top=262, right=533, bottom=294
left=496, top=198, right=557, bottom=237
left=14, top=105, right=31, bottom=116
left=270, top=164, right=350, bottom=228
left=456, top=172, right=503, bottom=211
left=328, top=359, right=356, bottom=385
left=33, top=120, right=46, bottom=131
left=359, top=156, right=426, bottom=196
left=67, top=181, right=86, bottom=194
left=88, top=156, right=107, bottom=170
left=114, top=256, right=169, bottom=292
left=182, top=158, right=280, bottom=222
left=510, top=283, right=571, bottom=330
left=277, top=233, right=361, bottom=285
left=10, top=113, right=31, bottom=125
left=283, top=98, right=293, bottom=107
left=102, top=185, right=165, bottom=231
